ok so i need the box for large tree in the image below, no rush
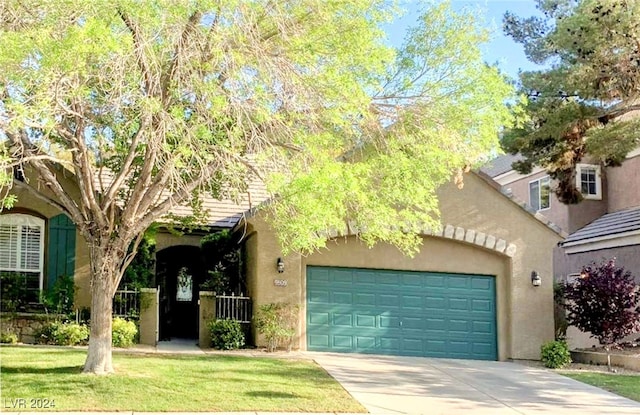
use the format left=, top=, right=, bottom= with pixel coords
left=0, top=0, right=514, bottom=373
left=502, top=0, right=640, bottom=203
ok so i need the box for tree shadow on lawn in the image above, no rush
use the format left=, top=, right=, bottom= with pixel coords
left=1, top=365, right=83, bottom=374
left=244, top=391, right=300, bottom=399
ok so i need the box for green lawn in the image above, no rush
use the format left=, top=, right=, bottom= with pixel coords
left=562, top=372, right=640, bottom=402
left=0, top=345, right=365, bottom=412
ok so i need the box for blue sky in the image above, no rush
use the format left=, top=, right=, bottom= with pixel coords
left=384, top=0, right=545, bottom=80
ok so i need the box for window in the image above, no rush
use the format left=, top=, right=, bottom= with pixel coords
left=576, top=164, right=602, bottom=200
left=529, top=176, right=550, bottom=211
left=0, top=214, right=45, bottom=301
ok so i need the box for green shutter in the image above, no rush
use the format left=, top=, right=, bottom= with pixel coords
left=46, top=214, right=76, bottom=290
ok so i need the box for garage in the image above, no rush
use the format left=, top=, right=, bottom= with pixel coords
left=306, top=266, right=497, bottom=360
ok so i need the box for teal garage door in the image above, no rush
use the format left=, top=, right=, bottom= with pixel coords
left=306, top=266, right=497, bottom=360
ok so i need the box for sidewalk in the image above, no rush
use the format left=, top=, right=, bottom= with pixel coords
left=122, top=338, right=311, bottom=360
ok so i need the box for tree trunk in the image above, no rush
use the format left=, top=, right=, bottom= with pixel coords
left=83, top=245, right=120, bottom=374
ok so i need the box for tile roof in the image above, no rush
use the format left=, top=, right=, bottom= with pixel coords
left=479, top=153, right=523, bottom=178
left=561, top=206, right=640, bottom=245
left=94, top=169, right=270, bottom=228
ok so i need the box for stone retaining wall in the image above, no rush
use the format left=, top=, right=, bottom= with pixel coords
left=571, top=350, right=640, bottom=371
left=0, top=313, right=63, bottom=344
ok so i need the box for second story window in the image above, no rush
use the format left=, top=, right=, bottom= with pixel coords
left=576, top=164, right=602, bottom=200
left=529, top=176, right=550, bottom=211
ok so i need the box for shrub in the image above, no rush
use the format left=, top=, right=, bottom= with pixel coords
left=43, top=275, right=76, bottom=315
left=37, top=321, right=89, bottom=346
left=0, top=331, right=18, bottom=344
left=254, top=302, right=299, bottom=352
left=561, top=259, right=640, bottom=348
left=112, top=317, right=138, bottom=348
left=541, top=340, right=572, bottom=368
left=208, top=319, right=245, bottom=350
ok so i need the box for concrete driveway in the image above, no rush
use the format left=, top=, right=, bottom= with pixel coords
left=311, top=353, right=640, bottom=415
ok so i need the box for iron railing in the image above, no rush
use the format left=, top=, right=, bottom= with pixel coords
left=113, top=286, right=139, bottom=319
left=216, top=293, right=252, bottom=323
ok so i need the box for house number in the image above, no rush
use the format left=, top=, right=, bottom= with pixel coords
left=274, top=279, right=288, bottom=287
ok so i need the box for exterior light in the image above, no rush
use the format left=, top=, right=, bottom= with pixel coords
left=531, top=271, right=541, bottom=287
left=277, top=257, right=285, bottom=273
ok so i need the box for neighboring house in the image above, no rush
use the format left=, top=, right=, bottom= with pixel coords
left=480, top=148, right=640, bottom=348
left=2, top=166, right=562, bottom=361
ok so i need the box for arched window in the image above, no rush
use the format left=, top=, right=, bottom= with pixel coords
left=0, top=213, right=45, bottom=301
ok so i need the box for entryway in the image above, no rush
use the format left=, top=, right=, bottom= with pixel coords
left=156, top=245, right=205, bottom=340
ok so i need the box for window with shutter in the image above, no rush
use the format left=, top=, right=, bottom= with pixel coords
left=0, top=214, right=45, bottom=300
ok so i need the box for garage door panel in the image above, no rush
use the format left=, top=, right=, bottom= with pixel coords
left=308, top=334, right=329, bottom=348
left=380, top=337, right=400, bottom=351
left=380, top=315, right=400, bottom=328
left=333, top=313, right=353, bottom=326
left=309, top=312, right=329, bottom=325
left=356, top=314, right=376, bottom=328
left=355, top=293, right=376, bottom=305
left=332, top=291, right=353, bottom=304
left=308, top=289, right=330, bottom=304
left=307, top=267, right=497, bottom=360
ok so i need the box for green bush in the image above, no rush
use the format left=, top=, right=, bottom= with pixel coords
left=208, top=319, right=245, bottom=350
left=541, top=340, right=572, bottom=368
left=37, top=321, right=89, bottom=346
left=0, top=331, right=18, bottom=344
left=43, top=275, right=76, bottom=315
left=112, top=317, right=138, bottom=348
left=255, top=302, right=299, bottom=352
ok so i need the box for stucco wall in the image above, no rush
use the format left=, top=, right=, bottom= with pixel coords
left=155, top=231, right=204, bottom=252
left=505, top=170, right=571, bottom=233
left=606, top=154, right=640, bottom=212
left=244, top=173, right=562, bottom=360
left=554, top=244, right=640, bottom=281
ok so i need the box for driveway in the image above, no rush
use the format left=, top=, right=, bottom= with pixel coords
left=311, top=353, right=640, bottom=415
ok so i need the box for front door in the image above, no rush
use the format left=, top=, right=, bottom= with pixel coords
left=156, top=246, right=204, bottom=339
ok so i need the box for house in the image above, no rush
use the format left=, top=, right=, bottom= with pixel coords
left=241, top=172, right=562, bottom=361
left=0, top=164, right=268, bottom=341
left=1, top=166, right=562, bottom=360
left=480, top=148, right=640, bottom=348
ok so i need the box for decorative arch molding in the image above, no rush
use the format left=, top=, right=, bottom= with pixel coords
left=429, top=224, right=517, bottom=258
left=332, top=223, right=517, bottom=258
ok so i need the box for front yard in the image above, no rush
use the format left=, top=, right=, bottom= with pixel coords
left=0, top=345, right=365, bottom=412
left=562, top=372, right=640, bottom=402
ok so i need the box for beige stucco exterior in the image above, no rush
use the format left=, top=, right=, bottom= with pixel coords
left=243, top=173, right=562, bottom=360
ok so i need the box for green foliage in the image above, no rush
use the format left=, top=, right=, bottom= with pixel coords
left=541, top=340, right=572, bottom=369
left=255, top=303, right=300, bottom=352
left=112, top=318, right=138, bottom=348
left=37, top=321, right=90, bottom=346
left=1, top=1, right=514, bottom=370
left=43, top=275, right=76, bottom=315
left=0, top=331, right=18, bottom=344
left=200, top=230, right=240, bottom=294
left=502, top=0, right=640, bottom=204
left=0, top=273, right=30, bottom=312
left=121, top=232, right=156, bottom=290
left=561, top=259, right=640, bottom=347
left=208, top=319, right=245, bottom=350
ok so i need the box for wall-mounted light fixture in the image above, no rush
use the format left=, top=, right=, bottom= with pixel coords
left=276, top=257, right=285, bottom=273
left=531, top=271, right=541, bottom=287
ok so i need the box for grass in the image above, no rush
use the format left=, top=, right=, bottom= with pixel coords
left=0, top=345, right=365, bottom=412
left=562, top=372, right=640, bottom=402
